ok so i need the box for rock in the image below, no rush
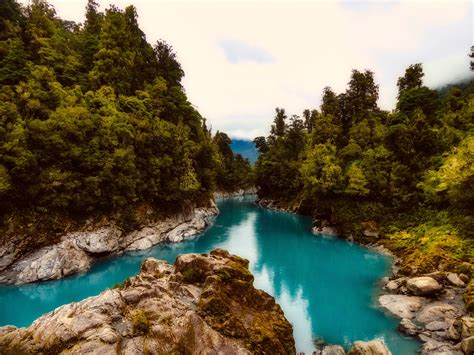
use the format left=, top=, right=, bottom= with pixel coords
left=426, top=320, right=450, bottom=331
left=348, top=339, right=390, bottom=355
left=460, top=316, right=474, bottom=338
left=312, top=225, right=339, bottom=237
left=311, top=219, right=339, bottom=237
left=384, top=280, right=399, bottom=292
left=0, top=239, right=92, bottom=284
left=379, top=294, right=426, bottom=319
left=74, top=225, right=122, bottom=253
left=0, top=205, right=219, bottom=285
left=360, top=221, right=379, bottom=238
left=446, top=323, right=461, bottom=341
left=322, top=345, right=346, bottom=355
left=460, top=335, right=474, bottom=355
left=406, top=276, right=443, bottom=296
left=384, top=277, right=406, bottom=293
left=398, top=318, right=419, bottom=336
left=0, top=249, right=296, bottom=354
left=416, top=302, right=463, bottom=324
left=447, top=273, right=465, bottom=287
left=213, top=187, right=257, bottom=198
left=420, top=336, right=463, bottom=355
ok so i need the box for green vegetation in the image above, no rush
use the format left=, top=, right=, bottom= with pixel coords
left=0, top=0, right=250, bottom=222
left=131, top=309, right=150, bottom=335
left=254, top=64, right=473, bottom=274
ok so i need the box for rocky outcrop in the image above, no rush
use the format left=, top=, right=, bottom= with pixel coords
left=214, top=186, right=257, bottom=198
left=317, top=340, right=391, bottom=355
left=0, top=204, right=218, bottom=285
left=312, top=219, right=340, bottom=237
left=447, top=273, right=466, bottom=287
left=347, top=340, right=390, bottom=355
left=379, top=273, right=472, bottom=355
left=0, top=249, right=295, bottom=354
left=256, top=198, right=300, bottom=213
left=321, top=344, right=346, bottom=355
left=379, top=294, right=426, bottom=319
left=406, top=276, right=443, bottom=296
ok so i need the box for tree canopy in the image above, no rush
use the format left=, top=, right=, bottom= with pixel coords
left=0, top=0, right=249, bottom=218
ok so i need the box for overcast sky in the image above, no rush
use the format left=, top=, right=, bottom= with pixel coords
left=21, top=0, right=473, bottom=139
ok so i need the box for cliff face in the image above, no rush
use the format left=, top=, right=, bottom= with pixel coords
left=0, top=249, right=295, bottom=354
left=0, top=203, right=219, bottom=285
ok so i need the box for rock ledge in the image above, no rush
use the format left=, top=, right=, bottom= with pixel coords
left=0, top=249, right=295, bottom=354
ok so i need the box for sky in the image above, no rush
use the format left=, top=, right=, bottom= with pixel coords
left=20, top=0, right=473, bottom=140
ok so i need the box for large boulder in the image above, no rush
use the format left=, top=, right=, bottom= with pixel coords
left=348, top=340, right=391, bottom=355
left=322, top=345, right=346, bottom=355
left=406, top=276, right=443, bottom=296
left=0, top=249, right=295, bottom=354
left=0, top=239, right=92, bottom=284
left=379, top=294, right=426, bottom=319
left=447, top=273, right=465, bottom=287
left=74, top=225, right=121, bottom=253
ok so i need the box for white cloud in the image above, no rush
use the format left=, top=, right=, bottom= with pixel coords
left=20, top=0, right=473, bottom=139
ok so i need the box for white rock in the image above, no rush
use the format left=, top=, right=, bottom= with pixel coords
left=312, top=226, right=339, bottom=237
left=12, top=240, right=91, bottom=284
left=416, top=302, right=462, bottom=324
left=406, top=276, right=443, bottom=296
left=348, top=339, right=391, bottom=355
left=379, top=294, right=426, bottom=319
left=322, top=345, right=346, bottom=355
left=446, top=273, right=465, bottom=287
left=0, top=205, right=218, bottom=285
left=74, top=225, right=121, bottom=253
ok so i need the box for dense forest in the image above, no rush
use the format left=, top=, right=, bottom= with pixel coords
left=0, top=0, right=251, bottom=220
left=253, top=65, right=473, bottom=280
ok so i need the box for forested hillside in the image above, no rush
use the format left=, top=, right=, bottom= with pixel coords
left=0, top=0, right=251, bottom=220
left=253, top=65, right=473, bottom=280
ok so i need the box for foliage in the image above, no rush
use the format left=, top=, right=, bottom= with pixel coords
left=131, top=309, right=150, bottom=335
left=254, top=63, right=474, bottom=272
left=0, top=0, right=249, bottom=220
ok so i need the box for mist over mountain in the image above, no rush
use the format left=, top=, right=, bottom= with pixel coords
left=230, top=139, right=259, bottom=165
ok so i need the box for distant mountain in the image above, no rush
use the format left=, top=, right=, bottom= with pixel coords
left=231, top=139, right=259, bottom=165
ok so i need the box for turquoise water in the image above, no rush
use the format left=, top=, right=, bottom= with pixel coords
left=0, top=196, right=419, bottom=354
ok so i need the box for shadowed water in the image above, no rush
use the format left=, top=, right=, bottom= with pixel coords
left=0, top=196, right=419, bottom=354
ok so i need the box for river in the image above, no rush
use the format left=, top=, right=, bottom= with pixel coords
left=0, top=196, right=420, bottom=354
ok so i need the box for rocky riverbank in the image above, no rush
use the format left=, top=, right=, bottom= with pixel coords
left=213, top=186, right=257, bottom=199
left=256, top=197, right=473, bottom=354
left=256, top=197, right=300, bottom=213
left=0, top=249, right=296, bottom=354
left=312, top=219, right=474, bottom=354
left=0, top=202, right=218, bottom=285
left=379, top=273, right=473, bottom=354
